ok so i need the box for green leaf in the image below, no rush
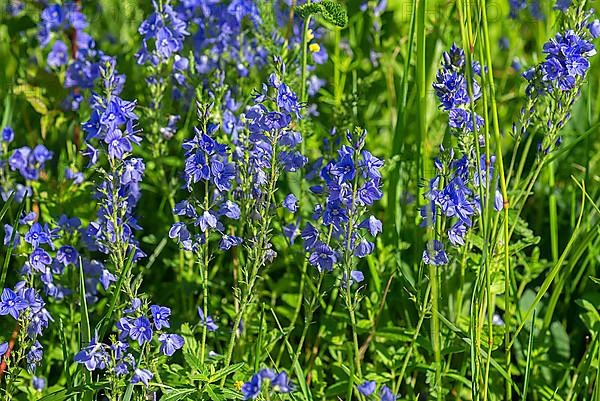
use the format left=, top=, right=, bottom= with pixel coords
left=3, top=15, right=37, bottom=36
left=297, top=1, right=348, bottom=27
left=13, top=84, right=48, bottom=115
left=0, top=200, right=24, bottom=296
left=58, top=318, right=73, bottom=387
left=0, top=191, right=14, bottom=222
left=122, top=383, right=134, bottom=401
left=96, top=250, right=136, bottom=339
left=550, top=321, right=570, bottom=359
left=204, top=385, right=225, bottom=401
left=79, top=259, right=91, bottom=344
left=161, top=388, right=197, bottom=401
left=184, top=352, right=205, bottom=373
left=38, top=382, right=109, bottom=401
left=79, top=259, right=94, bottom=401
left=209, top=362, right=245, bottom=383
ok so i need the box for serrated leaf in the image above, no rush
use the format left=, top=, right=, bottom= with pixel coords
left=297, top=1, right=348, bottom=27
left=96, top=250, right=136, bottom=339
left=161, top=388, right=197, bottom=401
left=184, top=352, right=205, bottom=372
left=550, top=321, right=570, bottom=359
left=209, top=362, right=245, bottom=383
left=38, top=382, right=110, bottom=401
left=204, top=384, right=225, bottom=401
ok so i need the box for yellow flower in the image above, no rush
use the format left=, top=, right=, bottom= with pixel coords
left=234, top=380, right=244, bottom=391
left=307, top=29, right=314, bottom=41
left=309, top=43, right=321, bottom=53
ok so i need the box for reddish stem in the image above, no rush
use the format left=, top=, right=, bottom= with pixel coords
left=67, top=0, right=82, bottom=150
left=0, top=325, right=20, bottom=380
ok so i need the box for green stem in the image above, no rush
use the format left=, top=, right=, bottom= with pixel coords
left=478, top=1, right=512, bottom=398
left=416, top=0, right=427, bottom=203
left=221, top=134, right=280, bottom=384
left=299, top=14, right=312, bottom=106
left=290, top=272, right=324, bottom=368
left=548, top=162, right=559, bottom=261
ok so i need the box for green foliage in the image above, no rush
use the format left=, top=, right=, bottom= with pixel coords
left=297, top=1, right=348, bottom=28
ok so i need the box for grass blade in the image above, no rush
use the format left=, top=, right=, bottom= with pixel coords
left=96, top=250, right=135, bottom=339
left=0, top=200, right=24, bottom=291
left=0, top=191, right=15, bottom=222
left=520, top=310, right=535, bottom=401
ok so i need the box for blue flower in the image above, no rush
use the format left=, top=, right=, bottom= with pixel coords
left=111, top=340, right=129, bottom=359
left=344, top=270, right=365, bottom=288
left=174, top=200, right=197, bottom=219
left=360, top=150, right=384, bottom=179
left=2, top=126, right=14, bottom=143
left=47, top=40, right=68, bottom=68
left=379, top=385, right=398, bottom=401
left=169, top=222, right=192, bottom=250
left=56, top=245, right=78, bottom=266
left=211, top=160, right=236, bottom=192
left=114, top=362, right=129, bottom=375
left=434, top=45, right=484, bottom=133
left=448, top=223, right=467, bottom=246
left=116, top=317, right=133, bottom=340
left=241, top=373, right=262, bottom=400
left=309, top=243, right=337, bottom=272
left=32, top=376, right=46, bottom=391
left=533, top=30, right=597, bottom=93
left=40, top=4, right=63, bottom=31
left=136, top=0, right=189, bottom=65
left=26, top=341, right=43, bottom=373
left=276, top=83, right=301, bottom=115
left=433, top=70, right=470, bottom=110
left=423, top=240, right=449, bottom=266
left=589, top=20, right=600, bottom=39
left=322, top=200, right=348, bottom=230
left=448, top=108, right=484, bottom=132
left=272, top=371, right=293, bottom=393
left=332, top=153, right=356, bottom=183
left=357, top=180, right=384, bottom=206
left=358, top=380, right=376, bottom=396
left=509, top=0, right=527, bottom=18
left=104, top=129, right=133, bottom=159
left=0, top=288, right=28, bottom=319
left=0, top=342, right=8, bottom=356
left=354, top=239, right=374, bottom=258
left=29, top=248, right=52, bottom=272
left=131, top=368, right=153, bottom=387
left=124, top=298, right=142, bottom=314
left=259, top=368, right=276, bottom=380
left=283, top=221, right=300, bottom=244
left=128, top=317, right=153, bottom=345
left=158, top=333, right=184, bottom=356
left=74, top=337, right=109, bottom=371
left=24, top=224, right=53, bottom=249
left=228, top=0, right=261, bottom=26
left=220, top=235, right=243, bottom=250
left=150, top=305, right=171, bottom=330
left=121, top=158, right=145, bottom=185
left=198, top=307, right=218, bottom=332
left=82, top=143, right=99, bottom=166
left=283, top=194, right=298, bottom=212
left=65, top=167, right=84, bottom=184
left=8, top=146, right=53, bottom=180
left=359, top=216, right=382, bottom=237
left=554, top=0, right=572, bottom=11
left=197, top=211, right=218, bottom=233
left=218, top=201, right=241, bottom=219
